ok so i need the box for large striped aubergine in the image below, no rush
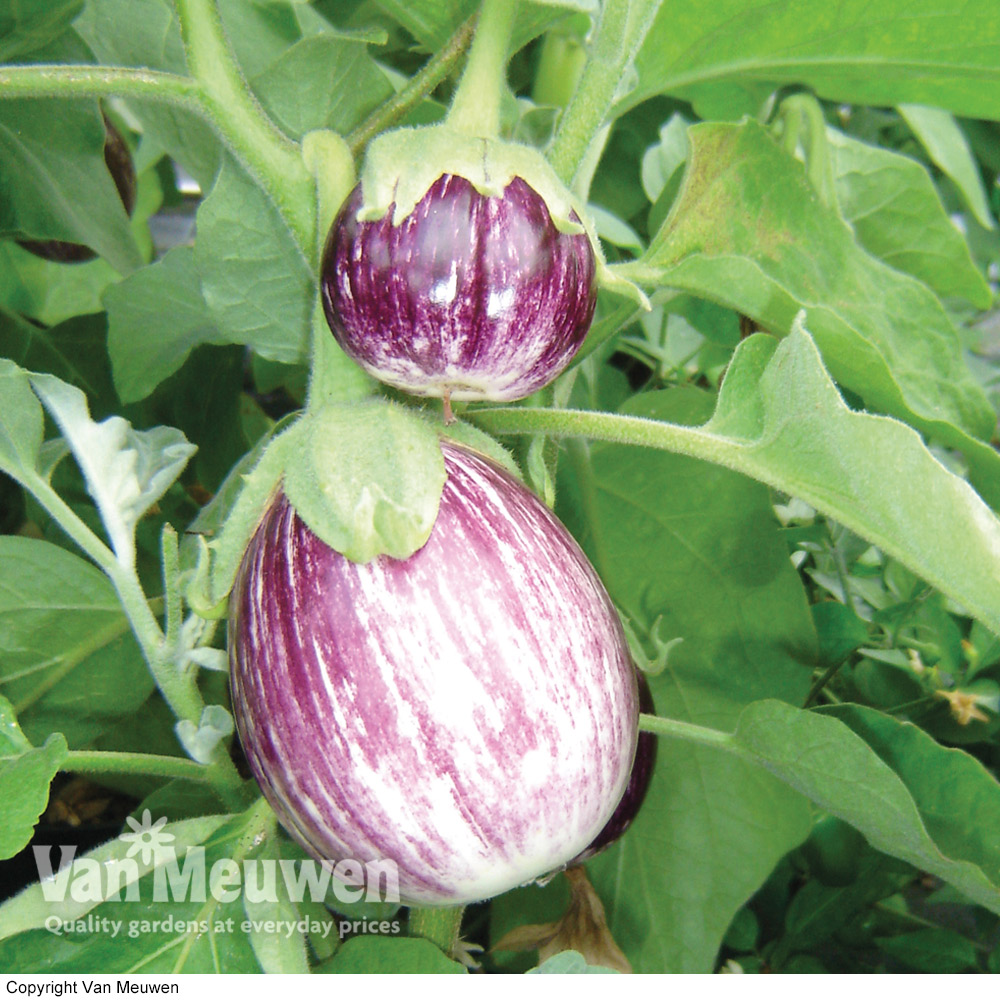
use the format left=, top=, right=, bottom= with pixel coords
left=319, top=174, right=597, bottom=404
left=229, top=440, right=638, bottom=906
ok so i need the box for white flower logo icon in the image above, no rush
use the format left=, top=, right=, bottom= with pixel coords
left=119, top=809, right=176, bottom=865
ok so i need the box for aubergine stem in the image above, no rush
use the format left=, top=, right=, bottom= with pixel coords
left=773, top=93, right=838, bottom=211
left=546, top=0, right=663, bottom=191
left=442, top=389, right=455, bottom=425
left=532, top=31, right=587, bottom=110
left=409, top=905, right=465, bottom=957
left=446, top=0, right=516, bottom=139
left=346, top=15, right=476, bottom=158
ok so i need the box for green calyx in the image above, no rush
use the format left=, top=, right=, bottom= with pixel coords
left=356, top=124, right=649, bottom=309
left=358, top=125, right=581, bottom=230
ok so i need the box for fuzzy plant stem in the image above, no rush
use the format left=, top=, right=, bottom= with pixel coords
left=409, top=906, right=465, bottom=956
left=446, top=0, right=517, bottom=138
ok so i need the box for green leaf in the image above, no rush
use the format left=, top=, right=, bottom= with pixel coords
left=476, top=321, right=1000, bottom=641
left=640, top=112, right=691, bottom=204
left=74, top=0, right=184, bottom=72
left=195, top=156, right=312, bottom=366
left=372, top=0, right=578, bottom=53
left=779, top=852, right=914, bottom=958
left=153, top=344, right=257, bottom=494
left=0, top=359, right=43, bottom=482
left=0, top=814, right=231, bottom=941
left=242, top=836, right=309, bottom=974
left=0, top=0, right=82, bottom=62
left=558, top=387, right=815, bottom=972
left=710, top=326, right=1000, bottom=636
left=218, top=0, right=304, bottom=77
left=0, top=312, right=119, bottom=418
left=629, top=0, right=1000, bottom=120
left=251, top=34, right=394, bottom=139
left=0, top=536, right=152, bottom=747
left=0, top=731, right=67, bottom=861
left=811, top=602, right=869, bottom=667
left=729, top=700, right=1000, bottom=914
left=317, top=935, right=465, bottom=974
left=877, top=929, right=979, bottom=973
left=0, top=806, right=275, bottom=971
left=282, top=400, right=447, bottom=563
left=0, top=100, right=142, bottom=275
left=105, top=247, right=228, bottom=404
left=898, top=105, right=996, bottom=231
left=828, top=127, right=991, bottom=309
left=0, top=695, right=31, bottom=755
left=528, top=951, right=619, bottom=974
left=821, top=703, right=1000, bottom=886
left=620, top=120, right=1000, bottom=505
left=29, top=373, right=196, bottom=570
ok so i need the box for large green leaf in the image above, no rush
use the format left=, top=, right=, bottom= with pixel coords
left=472, top=321, right=1000, bottom=639
left=618, top=120, right=1000, bottom=506
left=28, top=373, right=196, bottom=571
left=105, top=246, right=227, bottom=404
left=0, top=537, right=152, bottom=747
left=0, top=0, right=82, bottom=62
left=251, top=34, right=394, bottom=140
left=828, top=127, right=991, bottom=309
left=0, top=359, right=43, bottom=481
left=0, top=100, right=142, bottom=275
left=194, top=156, right=312, bottom=366
left=73, top=0, right=184, bottom=72
left=822, top=703, right=1000, bottom=885
left=561, top=387, right=814, bottom=972
left=628, top=0, right=1000, bottom=120
left=724, top=700, right=1000, bottom=914
left=0, top=164, right=161, bottom=329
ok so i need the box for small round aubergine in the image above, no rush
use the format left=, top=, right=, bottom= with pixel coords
left=320, top=174, right=596, bottom=405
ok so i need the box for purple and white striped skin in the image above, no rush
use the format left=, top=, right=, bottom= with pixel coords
left=229, top=441, right=638, bottom=906
left=320, top=174, right=597, bottom=402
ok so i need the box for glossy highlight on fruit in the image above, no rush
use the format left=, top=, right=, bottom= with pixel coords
left=17, top=114, right=137, bottom=264
left=320, top=174, right=597, bottom=404
left=229, top=441, right=638, bottom=906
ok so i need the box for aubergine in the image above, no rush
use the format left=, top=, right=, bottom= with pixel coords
left=229, top=440, right=638, bottom=906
